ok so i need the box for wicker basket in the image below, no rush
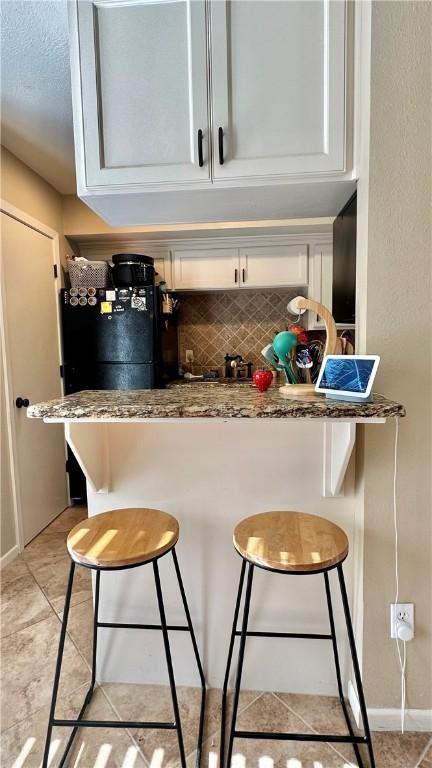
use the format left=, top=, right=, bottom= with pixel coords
left=68, top=260, right=110, bottom=289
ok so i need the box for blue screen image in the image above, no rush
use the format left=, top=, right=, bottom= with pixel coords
left=319, top=359, right=375, bottom=393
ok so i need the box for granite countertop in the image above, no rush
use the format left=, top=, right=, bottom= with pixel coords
left=27, top=384, right=405, bottom=421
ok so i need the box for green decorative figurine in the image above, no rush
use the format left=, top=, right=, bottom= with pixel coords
left=271, top=331, right=299, bottom=384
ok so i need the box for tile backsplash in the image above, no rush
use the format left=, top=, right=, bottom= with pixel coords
left=177, top=289, right=304, bottom=374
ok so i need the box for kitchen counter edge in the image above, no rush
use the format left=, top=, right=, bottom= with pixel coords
left=27, top=389, right=406, bottom=421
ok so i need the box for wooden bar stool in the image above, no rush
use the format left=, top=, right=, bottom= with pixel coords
left=220, top=510, right=376, bottom=768
left=42, top=508, right=206, bottom=768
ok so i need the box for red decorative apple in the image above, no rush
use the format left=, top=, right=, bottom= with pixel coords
left=253, top=369, right=273, bottom=392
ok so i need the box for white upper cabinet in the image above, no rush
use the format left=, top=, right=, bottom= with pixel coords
left=240, top=245, right=308, bottom=288
left=69, top=0, right=352, bottom=223
left=73, top=0, right=210, bottom=187
left=210, top=0, right=346, bottom=179
left=173, top=248, right=239, bottom=290
left=173, top=242, right=309, bottom=290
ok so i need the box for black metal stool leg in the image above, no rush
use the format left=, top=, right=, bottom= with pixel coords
left=226, top=562, right=254, bottom=768
left=153, top=558, right=187, bottom=768
left=337, top=564, right=376, bottom=768
left=220, top=559, right=246, bottom=767
left=324, top=571, right=365, bottom=768
left=42, top=561, right=76, bottom=768
left=172, top=548, right=206, bottom=768
left=57, top=569, right=101, bottom=768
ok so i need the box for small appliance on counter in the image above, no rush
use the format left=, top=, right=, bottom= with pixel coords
left=111, top=253, right=155, bottom=287
left=60, top=283, right=178, bottom=501
left=224, top=354, right=253, bottom=379
left=315, top=355, right=380, bottom=403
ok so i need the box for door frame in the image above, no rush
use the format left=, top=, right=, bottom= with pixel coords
left=0, top=199, right=65, bottom=552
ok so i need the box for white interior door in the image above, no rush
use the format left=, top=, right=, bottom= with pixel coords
left=210, top=0, right=346, bottom=179
left=75, top=0, right=210, bottom=187
left=1, top=211, right=68, bottom=545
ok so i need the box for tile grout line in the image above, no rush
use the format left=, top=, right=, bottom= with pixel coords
left=23, top=553, right=95, bottom=678
left=416, top=736, right=432, bottom=768
left=98, top=684, right=151, bottom=768
left=50, top=600, right=94, bottom=678
left=99, top=687, right=267, bottom=764
left=272, top=692, right=358, bottom=767
left=0, top=610, right=58, bottom=641
left=0, top=554, right=35, bottom=596
left=51, top=592, right=93, bottom=619
left=1, top=562, right=60, bottom=640
left=20, top=514, right=95, bottom=676
left=0, top=679, right=93, bottom=739
left=196, top=690, right=266, bottom=757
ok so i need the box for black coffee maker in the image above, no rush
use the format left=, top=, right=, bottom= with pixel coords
left=111, top=253, right=155, bottom=287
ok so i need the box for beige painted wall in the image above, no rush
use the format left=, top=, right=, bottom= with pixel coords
left=362, top=1, right=431, bottom=709
left=1, top=146, right=63, bottom=232
left=1, top=146, right=75, bottom=264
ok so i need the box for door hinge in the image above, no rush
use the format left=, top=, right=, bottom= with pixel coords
left=65, top=459, right=70, bottom=473
left=53, top=264, right=58, bottom=279
left=59, top=364, right=64, bottom=378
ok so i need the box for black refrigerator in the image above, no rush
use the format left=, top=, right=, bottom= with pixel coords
left=61, top=285, right=178, bottom=501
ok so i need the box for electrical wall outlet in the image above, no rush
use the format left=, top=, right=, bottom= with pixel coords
left=185, top=350, right=194, bottom=363
left=390, top=603, right=414, bottom=640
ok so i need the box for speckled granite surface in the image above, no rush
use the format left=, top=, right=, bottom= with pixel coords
left=27, top=384, right=405, bottom=421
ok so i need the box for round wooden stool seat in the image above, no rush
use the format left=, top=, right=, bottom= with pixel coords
left=233, top=511, right=348, bottom=573
left=67, top=507, right=179, bottom=568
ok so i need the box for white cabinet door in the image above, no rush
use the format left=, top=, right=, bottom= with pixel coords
left=307, top=241, right=334, bottom=329
left=73, top=0, right=210, bottom=187
left=210, top=0, right=346, bottom=179
left=240, top=245, right=308, bottom=288
left=173, top=248, right=239, bottom=290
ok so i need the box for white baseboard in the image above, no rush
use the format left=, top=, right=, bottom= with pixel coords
left=0, top=544, right=19, bottom=570
left=348, top=679, right=362, bottom=725
left=348, top=679, right=432, bottom=732
left=368, top=708, right=432, bottom=733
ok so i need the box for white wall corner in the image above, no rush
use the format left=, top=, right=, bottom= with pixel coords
left=0, top=544, right=20, bottom=570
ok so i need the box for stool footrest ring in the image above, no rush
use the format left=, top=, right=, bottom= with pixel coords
left=234, top=630, right=332, bottom=640
left=234, top=730, right=367, bottom=744
left=52, top=718, right=176, bottom=730
left=97, top=621, right=190, bottom=631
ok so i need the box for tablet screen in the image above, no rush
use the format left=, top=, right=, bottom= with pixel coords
left=318, top=358, right=376, bottom=394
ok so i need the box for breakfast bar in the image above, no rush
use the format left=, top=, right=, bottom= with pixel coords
left=28, top=385, right=404, bottom=693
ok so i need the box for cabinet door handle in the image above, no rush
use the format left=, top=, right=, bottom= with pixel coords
left=197, top=129, right=204, bottom=167
left=234, top=268, right=238, bottom=283
left=242, top=268, right=246, bottom=283
left=218, top=127, right=224, bottom=165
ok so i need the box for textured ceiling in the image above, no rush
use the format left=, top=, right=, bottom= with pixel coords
left=0, top=0, right=76, bottom=193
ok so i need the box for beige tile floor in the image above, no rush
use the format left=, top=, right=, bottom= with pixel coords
left=1, top=507, right=431, bottom=768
